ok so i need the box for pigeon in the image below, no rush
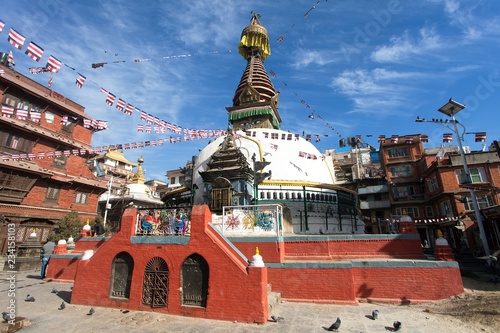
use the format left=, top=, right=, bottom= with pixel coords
left=2, top=312, right=10, bottom=322
left=25, top=294, right=35, bottom=302
left=51, top=288, right=58, bottom=294
left=393, top=321, right=402, bottom=331
left=327, top=317, right=341, bottom=331
left=372, top=309, right=379, bottom=320
left=270, top=315, right=284, bottom=322
left=58, top=302, right=65, bottom=310
left=87, top=308, right=95, bottom=316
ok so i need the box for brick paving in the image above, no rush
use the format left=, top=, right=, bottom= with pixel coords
left=0, top=271, right=493, bottom=333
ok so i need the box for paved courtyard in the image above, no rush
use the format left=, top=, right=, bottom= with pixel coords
left=1, top=271, right=497, bottom=333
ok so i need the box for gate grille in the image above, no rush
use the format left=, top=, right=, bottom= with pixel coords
left=141, top=257, right=169, bottom=308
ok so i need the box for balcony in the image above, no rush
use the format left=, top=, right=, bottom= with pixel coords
left=392, top=193, right=425, bottom=203
left=360, top=200, right=391, bottom=209
left=358, top=185, right=389, bottom=195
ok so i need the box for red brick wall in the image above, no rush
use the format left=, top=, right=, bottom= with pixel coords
left=66, top=206, right=269, bottom=324
left=46, top=255, right=81, bottom=283
left=352, top=266, right=464, bottom=302
left=46, top=204, right=464, bottom=323
left=268, top=267, right=357, bottom=303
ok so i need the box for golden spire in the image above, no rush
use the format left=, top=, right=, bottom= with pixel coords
left=131, top=155, right=145, bottom=185
left=238, top=12, right=270, bottom=60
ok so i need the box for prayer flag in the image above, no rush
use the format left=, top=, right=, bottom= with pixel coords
left=106, top=93, right=116, bottom=106
left=16, top=109, right=28, bottom=120
left=125, top=104, right=134, bottom=115
left=475, top=132, right=486, bottom=142
left=8, top=28, right=25, bottom=49
left=25, top=41, right=44, bottom=61
left=75, top=73, right=86, bottom=88
left=116, top=99, right=125, bottom=111
left=1, top=105, right=14, bottom=117
left=443, top=133, right=453, bottom=143
left=46, top=55, right=62, bottom=72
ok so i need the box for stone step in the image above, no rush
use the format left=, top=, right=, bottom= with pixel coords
left=267, top=283, right=282, bottom=316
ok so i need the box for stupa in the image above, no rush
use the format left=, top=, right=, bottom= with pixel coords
left=192, top=12, right=362, bottom=235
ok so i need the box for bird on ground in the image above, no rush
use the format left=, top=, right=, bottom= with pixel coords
left=270, top=315, right=284, bottom=322
left=2, top=312, right=10, bottom=322
left=58, top=302, right=65, bottom=310
left=87, top=308, right=95, bottom=316
left=25, top=294, right=35, bottom=302
left=327, top=317, right=341, bottom=331
left=372, top=309, right=379, bottom=320
left=393, top=321, right=402, bottom=331
left=51, top=287, right=58, bottom=294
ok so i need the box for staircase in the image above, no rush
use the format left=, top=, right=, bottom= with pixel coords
left=267, top=284, right=282, bottom=316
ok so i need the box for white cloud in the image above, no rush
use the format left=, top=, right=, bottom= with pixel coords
left=331, top=68, right=425, bottom=115
left=370, top=27, right=441, bottom=63
left=291, top=48, right=338, bottom=69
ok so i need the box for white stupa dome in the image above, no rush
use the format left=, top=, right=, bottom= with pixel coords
left=193, top=128, right=334, bottom=188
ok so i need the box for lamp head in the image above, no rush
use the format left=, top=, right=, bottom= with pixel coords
left=438, top=98, right=465, bottom=117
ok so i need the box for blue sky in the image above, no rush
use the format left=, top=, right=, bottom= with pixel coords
left=2, top=0, right=500, bottom=182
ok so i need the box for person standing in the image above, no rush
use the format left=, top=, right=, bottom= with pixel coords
left=40, top=237, right=55, bottom=279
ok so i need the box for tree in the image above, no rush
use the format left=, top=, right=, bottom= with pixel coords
left=55, top=211, right=83, bottom=242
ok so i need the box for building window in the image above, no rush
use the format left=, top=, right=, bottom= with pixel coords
left=439, top=200, right=452, bottom=216
left=45, top=112, right=54, bottom=124
left=75, top=192, right=87, bottom=204
left=464, top=194, right=494, bottom=210
left=390, top=165, right=412, bottom=177
left=455, top=168, right=487, bottom=184
left=387, top=147, right=409, bottom=158
left=52, top=153, right=67, bottom=169
left=61, top=116, right=76, bottom=133
left=425, top=206, right=434, bottom=217
left=45, top=185, right=61, bottom=201
left=2, top=94, right=17, bottom=107
left=395, top=207, right=419, bottom=218
left=0, top=130, right=35, bottom=154
left=393, top=186, right=415, bottom=199
left=0, top=171, right=37, bottom=203
left=427, top=176, right=438, bottom=192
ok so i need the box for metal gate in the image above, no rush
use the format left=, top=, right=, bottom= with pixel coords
left=141, top=257, right=169, bottom=308
left=181, top=254, right=209, bottom=307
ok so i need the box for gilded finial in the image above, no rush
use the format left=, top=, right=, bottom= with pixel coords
left=255, top=247, right=260, bottom=255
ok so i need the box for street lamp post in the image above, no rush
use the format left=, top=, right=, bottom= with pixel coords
left=103, top=174, right=113, bottom=228
left=416, top=98, right=491, bottom=258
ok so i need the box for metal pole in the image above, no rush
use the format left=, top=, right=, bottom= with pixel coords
left=103, top=174, right=113, bottom=227
left=451, top=114, right=491, bottom=258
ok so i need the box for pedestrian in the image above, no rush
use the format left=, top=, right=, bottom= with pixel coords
left=40, top=236, right=56, bottom=279
left=93, top=219, right=105, bottom=236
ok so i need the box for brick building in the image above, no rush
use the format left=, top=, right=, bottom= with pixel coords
left=0, top=63, right=107, bottom=255
left=378, top=134, right=500, bottom=254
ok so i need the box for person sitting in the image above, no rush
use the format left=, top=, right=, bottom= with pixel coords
left=93, top=219, right=105, bottom=236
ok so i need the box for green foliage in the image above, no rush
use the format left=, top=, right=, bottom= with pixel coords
left=55, top=210, right=83, bottom=241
